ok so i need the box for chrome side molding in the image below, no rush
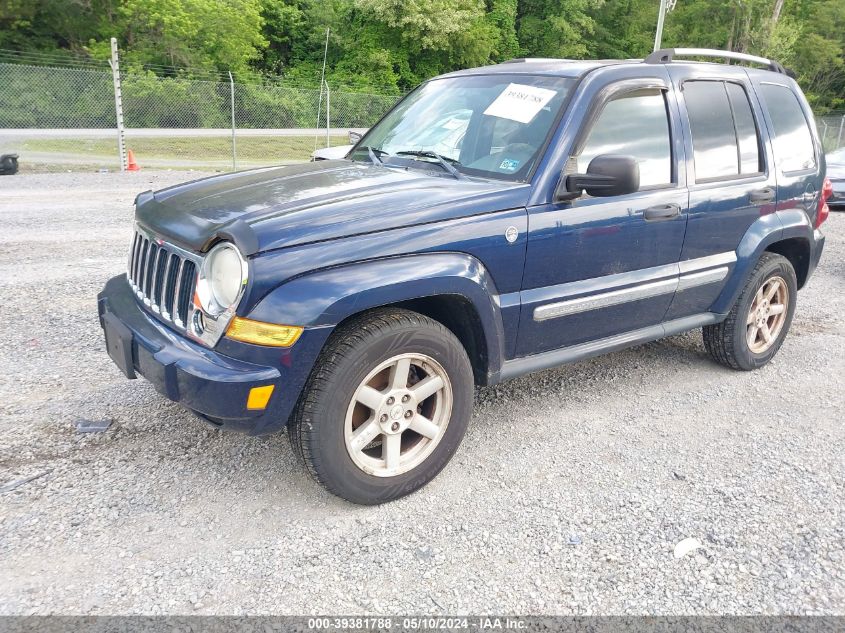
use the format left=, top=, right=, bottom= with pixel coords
left=533, top=251, right=736, bottom=322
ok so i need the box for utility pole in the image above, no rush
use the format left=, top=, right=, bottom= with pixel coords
left=314, top=27, right=330, bottom=153
left=653, top=0, right=668, bottom=52
left=654, top=0, right=679, bottom=51
left=108, top=37, right=127, bottom=172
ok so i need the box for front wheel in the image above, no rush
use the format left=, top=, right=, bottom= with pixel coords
left=290, top=308, right=474, bottom=504
left=703, top=252, right=797, bottom=371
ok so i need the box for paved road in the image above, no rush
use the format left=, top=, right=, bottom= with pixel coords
left=0, top=171, right=843, bottom=615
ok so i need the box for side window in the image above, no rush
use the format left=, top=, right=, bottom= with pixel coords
left=576, top=89, right=672, bottom=188
left=759, top=83, right=816, bottom=172
left=684, top=80, right=761, bottom=181
left=726, top=83, right=762, bottom=174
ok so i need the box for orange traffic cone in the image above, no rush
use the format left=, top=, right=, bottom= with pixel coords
left=126, top=149, right=140, bottom=171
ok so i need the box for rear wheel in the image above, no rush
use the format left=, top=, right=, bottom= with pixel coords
left=290, top=308, right=474, bottom=504
left=703, top=252, right=797, bottom=371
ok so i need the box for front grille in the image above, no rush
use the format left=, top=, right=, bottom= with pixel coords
left=127, top=230, right=197, bottom=329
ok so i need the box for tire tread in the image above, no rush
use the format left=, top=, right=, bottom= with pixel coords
left=703, top=252, right=793, bottom=371
left=290, top=307, right=463, bottom=501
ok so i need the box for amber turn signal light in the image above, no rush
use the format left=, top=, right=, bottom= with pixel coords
left=247, top=385, right=275, bottom=410
left=226, top=317, right=303, bottom=347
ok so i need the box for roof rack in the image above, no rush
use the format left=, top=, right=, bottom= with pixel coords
left=500, top=58, right=573, bottom=64
left=644, top=48, right=787, bottom=74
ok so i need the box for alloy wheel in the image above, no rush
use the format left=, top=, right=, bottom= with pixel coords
left=746, top=275, right=789, bottom=354
left=344, top=353, right=453, bottom=477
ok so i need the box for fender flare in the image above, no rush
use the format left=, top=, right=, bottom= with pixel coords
left=246, top=252, right=508, bottom=378
left=710, top=210, right=812, bottom=314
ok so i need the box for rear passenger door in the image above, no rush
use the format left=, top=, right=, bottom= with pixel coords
left=663, top=67, right=775, bottom=320
left=752, top=80, right=822, bottom=227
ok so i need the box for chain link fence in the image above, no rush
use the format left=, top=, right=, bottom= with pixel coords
left=0, top=62, right=403, bottom=171
left=818, top=112, right=845, bottom=153
left=0, top=60, right=843, bottom=172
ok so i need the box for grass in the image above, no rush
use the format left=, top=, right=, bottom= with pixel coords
left=10, top=134, right=349, bottom=171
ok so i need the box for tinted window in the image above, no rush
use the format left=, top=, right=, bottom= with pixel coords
left=684, top=81, right=761, bottom=181
left=685, top=82, right=737, bottom=180
left=726, top=83, right=761, bottom=174
left=760, top=83, right=816, bottom=172
left=576, top=89, right=672, bottom=188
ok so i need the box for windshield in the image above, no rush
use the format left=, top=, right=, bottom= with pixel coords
left=351, top=74, right=574, bottom=181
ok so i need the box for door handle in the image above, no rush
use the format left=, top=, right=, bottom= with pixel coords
left=642, top=203, right=681, bottom=221
left=750, top=187, right=776, bottom=204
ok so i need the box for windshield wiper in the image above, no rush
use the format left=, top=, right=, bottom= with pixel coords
left=395, top=150, right=464, bottom=180
left=358, top=145, right=386, bottom=165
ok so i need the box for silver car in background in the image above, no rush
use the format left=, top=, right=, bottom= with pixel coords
left=310, top=130, right=364, bottom=161
left=828, top=147, right=845, bottom=210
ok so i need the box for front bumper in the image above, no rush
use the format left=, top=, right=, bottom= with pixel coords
left=97, top=275, right=330, bottom=435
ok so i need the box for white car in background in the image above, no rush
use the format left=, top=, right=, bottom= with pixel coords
left=310, top=111, right=472, bottom=162
left=311, top=130, right=363, bottom=161
left=827, top=146, right=845, bottom=210
left=311, top=145, right=353, bottom=161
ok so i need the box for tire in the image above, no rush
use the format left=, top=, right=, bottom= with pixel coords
left=703, top=252, right=797, bottom=371
left=290, top=307, right=474, bottom=504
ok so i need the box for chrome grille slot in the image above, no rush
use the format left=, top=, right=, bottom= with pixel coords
left=135, top=238, right=148, bottom=291
left=127, top=232, right=140, bottom=276
left=161, top=253, right=178, bottom=319
left=143, top=242, right=158, bottom=299
left=127, top=228, right=199, bottom=331
left=176, top=260, right=196, bottom=325
left=151, top=247, right=168, bottom=310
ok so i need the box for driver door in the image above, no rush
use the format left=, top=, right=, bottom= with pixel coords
left=517, top=74, right=689, bottom=356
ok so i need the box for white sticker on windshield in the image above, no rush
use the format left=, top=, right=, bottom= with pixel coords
left=483, top=83, right=557, bottom=124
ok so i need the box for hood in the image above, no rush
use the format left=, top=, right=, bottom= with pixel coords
left=135, top=160, right=530, bottom=255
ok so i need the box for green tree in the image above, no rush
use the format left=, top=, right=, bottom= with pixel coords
left=117, top=0, right=267, bottom=73
left=1, top=0, right=842, bottom=110
left=487, top=0, right=520, bottom=61
left=0, top=0, right=116, bottom=52
left=256, top=0, right=305, bottom=74
left=789, top=0, right=845, bottom=111
left=517, top=0, right=604, bottom=58
left=590, top=0, right=657, bottom=58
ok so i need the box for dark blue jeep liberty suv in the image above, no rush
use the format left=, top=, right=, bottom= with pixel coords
left=99, top=49, right=830, bottom=504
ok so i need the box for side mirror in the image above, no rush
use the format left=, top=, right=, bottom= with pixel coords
left=348, top=130, right=363, bottom=144
left=555, top=154, right=640, bottom=201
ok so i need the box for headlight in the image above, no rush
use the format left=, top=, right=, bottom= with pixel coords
left=196, top=242, right=247, bottom=316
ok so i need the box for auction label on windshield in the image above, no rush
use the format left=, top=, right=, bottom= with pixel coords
left=483, top=83, right=557, bottom=124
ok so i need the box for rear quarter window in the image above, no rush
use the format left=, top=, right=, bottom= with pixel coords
left=759, top=83, right=816, bottom=173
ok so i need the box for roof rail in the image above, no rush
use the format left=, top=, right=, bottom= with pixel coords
left=499, top=57, right=572, bottom=64
left=645, top=48, right=787, bottom=74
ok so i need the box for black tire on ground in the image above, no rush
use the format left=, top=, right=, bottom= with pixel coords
left=289, top=307, right=474, bottom=505
left=0, top=154, right=19, bottom=175
left=703, top=252, right=797, bottom=371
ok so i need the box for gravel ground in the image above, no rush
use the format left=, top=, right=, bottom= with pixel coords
left=0, top=171, right=843, bottom=616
